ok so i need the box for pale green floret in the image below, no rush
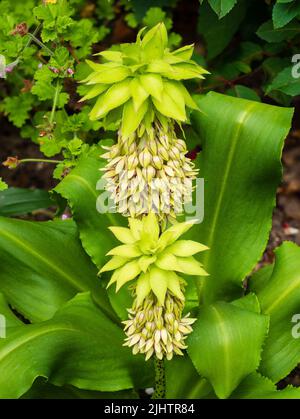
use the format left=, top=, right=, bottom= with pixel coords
left=100, top=213, right=209, bottom=306
left=79, top=23, right=209, bottom=136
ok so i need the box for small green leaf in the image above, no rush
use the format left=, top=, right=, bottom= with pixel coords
left=272, top=0, right=300, bottom=29
left=257, top=19, right=300, bottom=42
left=208, top=0, right=238, bottom=18
left=266, top=66, right=300, bottom=97
left=226, top=85, right=261, bottom=102
left=198, top=1, right=247, bottom=59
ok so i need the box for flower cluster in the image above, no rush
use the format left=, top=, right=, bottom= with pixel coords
left=81, top=23, right=209, bottom=361
left=123, top=292, right=196, bottom=360
left=100, top=213, right=208, bottom=359
left=101, top=123, right=197, bottom=220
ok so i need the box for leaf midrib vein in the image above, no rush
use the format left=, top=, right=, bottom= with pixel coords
left=0, top=324, right=78, bottom=362
left=0, top=228, right=86, bottom=292
left=202, top=103, right=256, bottom=270
left=211, top=306, right=231, bottom=396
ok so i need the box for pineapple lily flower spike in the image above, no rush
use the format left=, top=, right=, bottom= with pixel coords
left=101, top=214, right=209, bottom=360
left=80, top=23, right=209, bottom=365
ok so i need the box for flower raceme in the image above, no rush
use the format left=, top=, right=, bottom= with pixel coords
left=85, top=24, right=210, bottom=362
left=123, top=292, right=197, bottom=361
left=100, top=213, right=209, bottom=307
left=100, top=213, right=209, bottom=360
left=80, top=23, right=208, bottom=136
left=101, top=122, right=198, bottom=220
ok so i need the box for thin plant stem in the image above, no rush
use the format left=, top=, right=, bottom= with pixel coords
left=27, top=33, right=54, bottom=56
left=19, top=23, right=42, bottom=58
left=152, top=357, right=166, bottom=399
left=19, top=158, right=62, bottom=164
left=50, top=79, right=61, bottom=125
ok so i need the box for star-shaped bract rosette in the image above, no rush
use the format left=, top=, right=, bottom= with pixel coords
left=79, top=23, right=208, bottom=136
left=100, top=213, right=209, bottom=307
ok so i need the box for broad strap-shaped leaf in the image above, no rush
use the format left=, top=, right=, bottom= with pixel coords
left=187, top=295, right=269, bottom=398
left=190, top=92, right=293, bottom=304
left=250, top=241, right=300, bottom=382
left=0, top=292, right=23, bottom=329
left=0, top=217, right=114, bottom=322
left=54, top=146, right=125, bottom=269
left=22, top=378, right=138, bottom=399
left=0, top=292, right=153, bottom=399
left=231, top=372, right=300, bottom=399
left=0, top=188, right=53, bottom=217
left=165, top=355, right=216, bottom=399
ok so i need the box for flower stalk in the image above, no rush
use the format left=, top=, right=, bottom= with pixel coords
left=153, top=358, right=166, bottom=399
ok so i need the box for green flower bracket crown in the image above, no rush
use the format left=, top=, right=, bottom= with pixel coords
left=80, top=23, right=208, bottom=135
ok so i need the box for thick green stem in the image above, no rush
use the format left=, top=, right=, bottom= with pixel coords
left=152, top=357, right=166, bottom=399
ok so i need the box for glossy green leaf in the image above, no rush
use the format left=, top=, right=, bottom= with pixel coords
left=0, top=188, right=54, bottom=217
left=0, top=292, right=23, bottom=329
left=256, top=20, right=300, bottom=42
left=188, top=297, right=269, bottom=399
left=190, top=92, right=293, bottom=304
left=226, top=85, right=261, bottom=102
left=230, top=372, right=300, bottom=399
left=165, top=355, right=215, bottom=399
left=54, top=147, right=124, bottom=269
left=0, top=217, right=114, bottom=322
left=272, top=0, right=300, bottom=29
left=266, top=66, right=300, bottom=97
left=0, top=293, right=153, bottom=398
left=198, top=1, right=247, bottom=59
left=208, top=0, right=237, bottom=18
left=250, top=241, right=300, bottom=382
left=22, top=378, right=138, bottom=399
